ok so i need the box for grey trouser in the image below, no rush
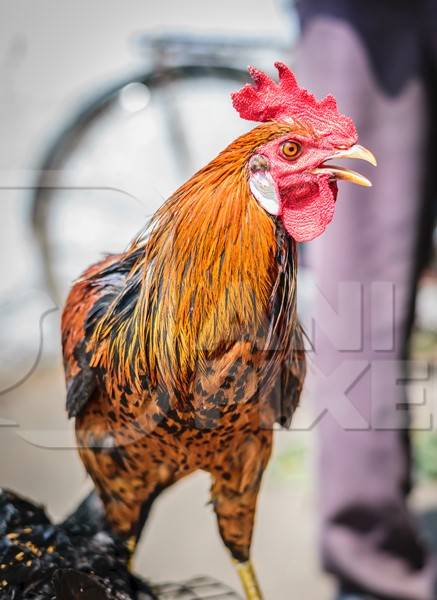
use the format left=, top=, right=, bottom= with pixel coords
left=295, top=1, right=437, bottom=598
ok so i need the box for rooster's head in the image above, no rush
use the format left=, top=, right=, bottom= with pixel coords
left=232, top=63, right=376, bottom=242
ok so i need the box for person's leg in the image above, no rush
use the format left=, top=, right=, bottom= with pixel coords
left=294, top=1, right=436, bottom=598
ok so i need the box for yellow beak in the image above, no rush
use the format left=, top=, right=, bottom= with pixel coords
left=312, top=144, right=377, bottom=188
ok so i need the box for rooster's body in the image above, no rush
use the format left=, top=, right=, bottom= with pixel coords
left=61, top=64, right=375, bottom=599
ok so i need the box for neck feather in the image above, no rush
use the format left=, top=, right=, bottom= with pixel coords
left=92, top=122, right=295, bottom=395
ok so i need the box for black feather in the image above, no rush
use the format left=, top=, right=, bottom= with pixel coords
left=0, top=489, right=157, bottom=600
left=65, top=342, right=96, bottom=418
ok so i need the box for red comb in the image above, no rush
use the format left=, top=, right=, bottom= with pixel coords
left=231, top=62, right=356, bottom=141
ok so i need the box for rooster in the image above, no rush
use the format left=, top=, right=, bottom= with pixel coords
left=61, top=63, right=376, bottom=600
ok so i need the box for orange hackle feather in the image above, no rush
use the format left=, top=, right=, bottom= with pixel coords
left=90, top=121, right=294, bottom=399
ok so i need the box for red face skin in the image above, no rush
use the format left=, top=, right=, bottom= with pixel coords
left=256, top=129, right=357, bottom=243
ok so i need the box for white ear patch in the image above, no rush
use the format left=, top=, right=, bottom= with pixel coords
left=249, top=170, right=280, bottom=216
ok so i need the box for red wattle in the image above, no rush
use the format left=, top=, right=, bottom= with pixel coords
left=280, top=179, right=338, bottom=243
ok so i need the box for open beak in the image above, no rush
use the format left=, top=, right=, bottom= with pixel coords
left=312, top=144, right=377, bottom=187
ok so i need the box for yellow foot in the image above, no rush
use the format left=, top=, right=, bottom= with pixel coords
left=125, top=535, right=137, bottom=569
left=234, top=560, right=264, bottom=600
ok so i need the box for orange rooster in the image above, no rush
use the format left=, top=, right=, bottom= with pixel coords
left=61, top=63, right=376, bottom=599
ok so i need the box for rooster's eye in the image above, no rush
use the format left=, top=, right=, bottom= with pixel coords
left=281, top=141, right=301, bottom=160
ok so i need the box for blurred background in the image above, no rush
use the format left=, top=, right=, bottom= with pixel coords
left=1, top=1, right=437, bottom=599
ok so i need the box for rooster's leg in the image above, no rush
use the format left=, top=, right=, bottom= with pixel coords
left=234, top=560, right=263, bottom=600
left=103, top=482, right=165, bottom=555
left=212, top=475, right=264, bottom=599
left=78, top=440, right=170, bottom=557
left=211, top=432, right=272, bottom=600
left=76, top=398, right=182, bottom=558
